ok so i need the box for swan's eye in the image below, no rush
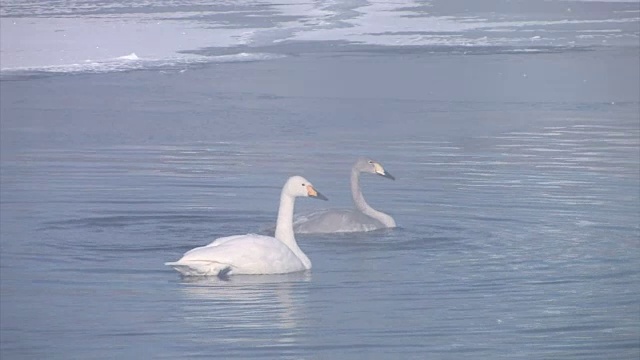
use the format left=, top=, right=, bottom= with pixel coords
left=368, top=160, right=373, bottom=164
left=301, top=183, right=306, bottom=186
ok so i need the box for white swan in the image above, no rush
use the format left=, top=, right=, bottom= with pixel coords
left=165, top=176, right=327, bottom=276
left=293, top=158, right=396, bottom=233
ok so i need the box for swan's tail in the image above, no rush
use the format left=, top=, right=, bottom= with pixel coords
left=165, top=260, right=231, bottom=277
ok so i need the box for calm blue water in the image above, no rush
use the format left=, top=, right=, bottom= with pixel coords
left=1, top=1, right=639, bottom=359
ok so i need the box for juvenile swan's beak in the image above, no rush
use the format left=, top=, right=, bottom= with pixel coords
left=373, top=163, right=396, bottom=180
left=306, top=185, right=328, bottom=201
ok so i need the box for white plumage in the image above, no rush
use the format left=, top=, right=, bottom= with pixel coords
left=166, top=176, right=327, bottom=276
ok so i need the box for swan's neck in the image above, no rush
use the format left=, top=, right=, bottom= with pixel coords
left=274, top=191, right=311, bottom=269
left=351, top=168, right=396, bottom=227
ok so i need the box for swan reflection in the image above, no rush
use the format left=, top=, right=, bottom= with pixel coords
left=177, top=272, right=311, bottom=348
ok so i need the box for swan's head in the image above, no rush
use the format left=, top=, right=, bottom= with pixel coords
left=285, top=176, right=328, bottom=200
left=355, top=158, right=395, bottom=180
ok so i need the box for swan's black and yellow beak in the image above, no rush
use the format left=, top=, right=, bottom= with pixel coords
left=306, top=185, right=328, bottom=201
left=373, top=162, right=395, bottom=180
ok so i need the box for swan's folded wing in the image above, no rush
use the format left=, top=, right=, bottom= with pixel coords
left=187, top=234, right=250, bottom=253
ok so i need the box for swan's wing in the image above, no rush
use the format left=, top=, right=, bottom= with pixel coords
left=166, top=234, right=305, bottom=275
left=191, top=234, right=248, bottom=251
left=293, top=209, right=384, bottom=234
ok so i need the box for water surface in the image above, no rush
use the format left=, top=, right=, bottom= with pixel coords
left=1, top=1, right=639, bottom=359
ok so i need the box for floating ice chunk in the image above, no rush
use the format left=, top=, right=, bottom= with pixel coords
left=117, top=53, right=139, bottom=60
